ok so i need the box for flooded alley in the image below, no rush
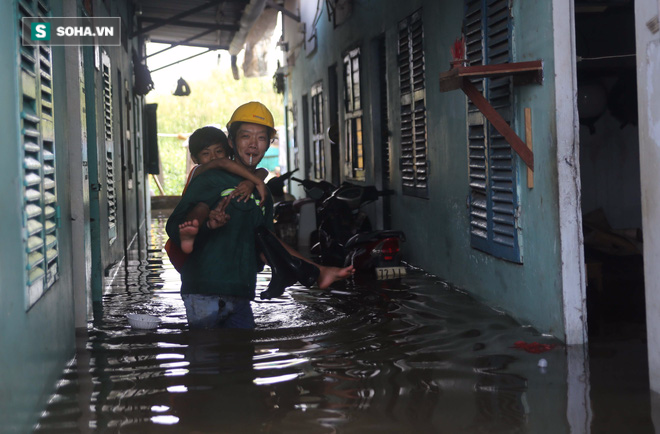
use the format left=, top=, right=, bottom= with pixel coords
left=34, top=212, right=655, bottom=433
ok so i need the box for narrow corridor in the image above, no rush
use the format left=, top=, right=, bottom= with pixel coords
left=34, top=211, right=655, bottom=433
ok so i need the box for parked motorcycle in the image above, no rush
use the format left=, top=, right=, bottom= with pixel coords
left=290, top=176, right=336, bottom=203
left=266, top=170, right=332, bottom=248
left=288, top=176, right=336, bottom=248
left=266, top=169, right=299, bottom=246
left=266, top=168, right=298, bottom=203
left=312, top=181, right=407, bottom=279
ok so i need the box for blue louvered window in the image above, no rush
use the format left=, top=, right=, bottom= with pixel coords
left=18, top=0, right=59, bottom=307
left=101, top=52, right=117, bottom=244
left=464, top=0, right=521, bottom=262
left=398, top=10, right=428, bottom=198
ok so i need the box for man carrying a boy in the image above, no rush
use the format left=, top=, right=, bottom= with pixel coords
left=165, top=125, right=268, bottom=270
left=166, top=101, right=353, bottom=329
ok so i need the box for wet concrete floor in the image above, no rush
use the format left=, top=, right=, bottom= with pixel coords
left=35, top=212, right=657, bottom=433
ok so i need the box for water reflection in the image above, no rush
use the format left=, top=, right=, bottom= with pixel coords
left=34, top=214, right=652, bottom=433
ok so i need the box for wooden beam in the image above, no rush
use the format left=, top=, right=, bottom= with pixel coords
left=453, top=61, right=543, bottom=79
left=461, top=79, right=534, bottom=171
left=439, top=60, right=543, bottom=92
left=525, top=107, right=534, bottom=187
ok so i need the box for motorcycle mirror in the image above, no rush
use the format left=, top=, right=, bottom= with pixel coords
left=280, top=168, right=299, bottom=180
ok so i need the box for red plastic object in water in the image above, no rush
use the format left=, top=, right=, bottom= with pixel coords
left=164, top=239, right=188, bottom=273
left=512, top=341, right=557, bottom=354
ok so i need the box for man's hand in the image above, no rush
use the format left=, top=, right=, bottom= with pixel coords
left=208, top=196, right=231, bottom=229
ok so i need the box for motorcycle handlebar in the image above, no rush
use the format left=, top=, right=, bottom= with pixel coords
left=291, top=177, right=336, bottom=201
left=289, top=177, right=396, bottom=203
left=266, top=169, right=300, bottom=191
left=290, top=177, right=315, bottom=189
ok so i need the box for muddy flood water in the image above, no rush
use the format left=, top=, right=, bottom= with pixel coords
left=35, top=213, right=656, bottom=433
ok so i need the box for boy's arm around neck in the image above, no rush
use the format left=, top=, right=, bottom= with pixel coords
left=193, top=158, right=266, bottom=186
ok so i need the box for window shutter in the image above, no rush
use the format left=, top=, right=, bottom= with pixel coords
left=466, top=0, right=488, bottom=243
left=18, top=0, right=59, bottom=306
left=101, top=53, right=117, bottom=243
left=465, top=0, right=520, bottom=262
left=398, top=11, right=428, bottom=198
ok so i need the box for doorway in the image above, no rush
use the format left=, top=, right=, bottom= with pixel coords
left=574, top=4, right=650, bottom=428
left=575, top=1, right=645, bottom=340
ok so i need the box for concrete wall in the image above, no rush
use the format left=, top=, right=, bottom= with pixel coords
left=0, top=0, right=147, bottom=430
left=282, top=0, right=571, bottom=339
left=635, top=0, right=660, bottom=393
left=0, top=2, right=77, bottom=430
left=88, top=0, right=143, bottom=291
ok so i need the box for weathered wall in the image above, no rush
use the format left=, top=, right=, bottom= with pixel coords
left=635, top=0, right=660, bottom=393
left=0, top=0, right=146, bottom=430
left=283, top=0, right=568, bottom=338
left=90, top=0, right=142, bottom=290
left=0, top=2, right=77, bottom=431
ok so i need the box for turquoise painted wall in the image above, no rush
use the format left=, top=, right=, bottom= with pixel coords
left=0, top=0, right=146, bottom=430
left=284, top=0, right=566, bottom=338
left=0, top=1, right=78, bottom=431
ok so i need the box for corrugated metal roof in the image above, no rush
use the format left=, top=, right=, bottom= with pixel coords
left=133, top=0, right=250, bottom=50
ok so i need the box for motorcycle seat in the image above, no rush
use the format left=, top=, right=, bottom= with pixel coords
left=293, top=197, right=315, bottom=212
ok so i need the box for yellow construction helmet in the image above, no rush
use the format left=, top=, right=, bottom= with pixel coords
left=226, top=101, right=275, bottom=137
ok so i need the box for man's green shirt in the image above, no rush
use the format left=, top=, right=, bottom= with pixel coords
left=166, top=169, right=273, bottom=299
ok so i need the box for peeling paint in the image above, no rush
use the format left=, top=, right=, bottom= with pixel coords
left=648, top=41, right=660, bottom=149
left=553, top=0, right=589, bottom=347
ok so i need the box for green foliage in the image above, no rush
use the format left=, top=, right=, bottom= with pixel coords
left=147, top=69, right=283, bottom=195
left=157, top=137, right=188, bottom=195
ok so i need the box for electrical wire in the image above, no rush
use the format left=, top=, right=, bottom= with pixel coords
left=577, top=54, right=636, bottom=62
